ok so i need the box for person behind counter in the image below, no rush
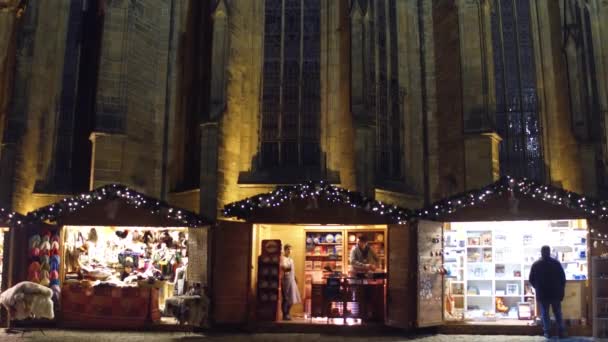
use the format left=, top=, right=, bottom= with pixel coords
left=350, top=235, right=379, bottom=274
left=280, top=244, right=301, bottom=321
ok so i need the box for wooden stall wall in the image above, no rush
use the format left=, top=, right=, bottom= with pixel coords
left=386, top=223, right=417, bottom=329
left=187, top=227, right=210, bottom=286
left=416, top=220, right=444, bottom=327
left=211, top=221, right=253, bottom=325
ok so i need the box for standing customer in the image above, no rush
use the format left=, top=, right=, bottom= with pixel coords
left=280, top=244, right=301, bottom=321
left=529, top=245, right=566, bottom=339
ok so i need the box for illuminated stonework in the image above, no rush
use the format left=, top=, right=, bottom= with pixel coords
left=0, top=0, right=605, bottom=219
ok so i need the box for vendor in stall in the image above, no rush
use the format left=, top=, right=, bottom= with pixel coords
left=349, top=235, right=379, bottom=274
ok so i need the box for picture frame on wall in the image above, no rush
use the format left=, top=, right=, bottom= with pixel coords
left=507, top=283, right=519, bottom=296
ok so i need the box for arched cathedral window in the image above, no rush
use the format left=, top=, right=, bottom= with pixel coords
left=351, top=0, right=403, bottom=181
left=260, top=0, right=321, bottom=168
left=491, top=0, right=544, bottom=180
left=375, top=0, right=402, bottom=180
left=564, top=1, right=601, bottom=142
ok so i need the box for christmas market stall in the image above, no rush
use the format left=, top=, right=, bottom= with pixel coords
left=412, top=176, right=608, bottom=336
left=20, top=184, right=213, bottom=329
left=216, top=181, right=433, bottom=330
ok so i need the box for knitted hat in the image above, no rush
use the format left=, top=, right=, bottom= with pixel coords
left=39, top=270, right=50, bottom=287
left=29, top=235, right=41, bottom=249
left=51, top=234, right=60, bottom=243
left=31, top=248, right=40, bottom=257
left=28, top=262, right=41, bottom=283
left=41, top=262, right=50, bottom=272
left=50, top=270, right=59, bottom=280
left=40, top=241, right=51, bottom=252
left=50, top=255, right=60, bottom=271
left=51, top=241, right=59, bottom=250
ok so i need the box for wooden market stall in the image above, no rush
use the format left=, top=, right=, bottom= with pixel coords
left=412, top=176, right=608, bottom=337
left=213, top=181, right=424, bottom=331
left=18, top=184, right=213, bottom=329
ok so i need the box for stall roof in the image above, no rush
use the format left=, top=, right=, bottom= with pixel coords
left=223, top=181, right=412, bottom=224
left=27, top=184, right=213, bottom=227
left=0, top=207, right=26, bottom=228
left=415, top=175, right=606, bottom=222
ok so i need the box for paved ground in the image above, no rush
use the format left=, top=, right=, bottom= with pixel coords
left=0, top=331, right=595, bottom=342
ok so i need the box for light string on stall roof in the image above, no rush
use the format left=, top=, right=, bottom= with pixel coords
left=415, top=175, right=607, bottom=220
left=415, top=175, right=608, bottom=247
left=0, top=207, right=25, bottom=228
left=222, top=180, right=413, bottom=224
left=26, top=184, right=211, bottom=227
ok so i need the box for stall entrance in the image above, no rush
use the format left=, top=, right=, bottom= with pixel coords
left=442, top=219, right=589, bottom=326
left=251, top=224, right=388, bottom=325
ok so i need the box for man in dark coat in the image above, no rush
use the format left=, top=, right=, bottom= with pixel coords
left=529, top=245, right=566, bottom=339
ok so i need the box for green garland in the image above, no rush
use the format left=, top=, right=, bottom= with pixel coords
left=27, top=184, right=211, bottom=227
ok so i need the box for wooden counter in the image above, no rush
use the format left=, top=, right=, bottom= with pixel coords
left=310, top=278, right=385, bottom=322
left=61, top=283, right=160, bottom=328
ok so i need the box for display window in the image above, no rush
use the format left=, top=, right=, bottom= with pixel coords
left=443, top=219, right=589, bottom=324
left=251, top=224, right=388, bottom=325
left=62, top=226, right=191, bottom=318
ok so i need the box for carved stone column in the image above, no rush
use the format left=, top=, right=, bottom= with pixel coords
left=457, top=0, right=495, bottom=133
left=464, top=132, right=501, bottom=190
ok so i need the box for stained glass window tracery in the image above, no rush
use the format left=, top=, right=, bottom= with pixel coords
left=365, top=0, right=402, bottom=180
left=491, top=0, right=544, bottom=181
left=260, top=0, right=320, bottom=168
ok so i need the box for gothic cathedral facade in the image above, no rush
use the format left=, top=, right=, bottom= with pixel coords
left=0, top=0, right=607, bottom=219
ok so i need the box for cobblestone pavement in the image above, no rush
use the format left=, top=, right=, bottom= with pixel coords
left=0, top=331, right=596, bottom=342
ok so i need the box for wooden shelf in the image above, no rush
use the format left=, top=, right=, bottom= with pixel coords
left=306, top=255, right=342, bottom=258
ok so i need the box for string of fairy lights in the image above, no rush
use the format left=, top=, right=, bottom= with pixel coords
left=26, top=184, right=210, bottom=227
left=0, top=207, right=25, bottom=228
left=222, top=180, right=413, bottom=224
left=414, top=175, right=608, bottom=246
left=225, top=176, right=608, bottom=247
left=2, top=175, right=608, bottom=247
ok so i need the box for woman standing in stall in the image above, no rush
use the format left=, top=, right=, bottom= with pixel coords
left=281, top=244, right=301, bottom=321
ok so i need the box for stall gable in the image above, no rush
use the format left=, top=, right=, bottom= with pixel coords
left=211, top=220, right=253, bottom=325
left=223, top=181, right=412, bottom=225
left=26, top=184, right=211, bottom=227
left=416, top=176, right=600, bottom=222
left=416, top=220, right=444, bottom=327
left=386, top=223, right=416, bottom=329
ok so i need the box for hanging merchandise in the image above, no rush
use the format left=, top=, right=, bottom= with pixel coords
left=27, top=230, right=62, bottom=290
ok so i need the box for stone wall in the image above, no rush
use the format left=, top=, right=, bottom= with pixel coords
left=0, top=7, right=16, bottom=148
left=1, top=1, right=71, bottom=213
left=432, top=0, right=466, bottom=198
left=531, top=0, right=584, bottom=192
left=92, top=0, right=175, bottom=197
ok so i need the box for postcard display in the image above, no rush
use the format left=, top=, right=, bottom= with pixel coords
left=443, top=221, right=588, bottom=321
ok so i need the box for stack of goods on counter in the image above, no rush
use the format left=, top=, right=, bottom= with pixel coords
left=256, top=239, right=281, bottom=321
left=28, top=230, right=62, bottom=308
